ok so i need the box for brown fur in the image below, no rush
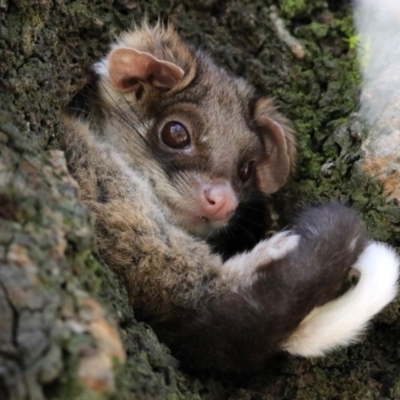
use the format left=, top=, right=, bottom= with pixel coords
left=62, top=116, right=230, bottom=319
left=62, top=24, right=367, bottom=375
left=90, top=22, right=295, bottom=237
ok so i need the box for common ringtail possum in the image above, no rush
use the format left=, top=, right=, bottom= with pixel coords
left=62, top=22, right=399, bottom=375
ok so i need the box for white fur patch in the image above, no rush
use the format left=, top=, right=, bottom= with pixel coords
left=94, top=57, right=110, bottom=78
left=283, top=241, right=399, bottom=357
left=94, top=41, right=125, bottom=79
left=220, top=231, right=300, bottom=288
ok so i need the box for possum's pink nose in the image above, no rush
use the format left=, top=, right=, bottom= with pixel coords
left=201, top=184, right=238, bottom=221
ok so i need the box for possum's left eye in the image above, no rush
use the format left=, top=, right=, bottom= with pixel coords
left=160, top=121, right=190, bottom=149
left=239, top=160, right=255, bottom=182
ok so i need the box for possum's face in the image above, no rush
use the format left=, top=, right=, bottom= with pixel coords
left=95, top=24, right=295, bottom=237
left=141, top=76, right=263, bottom=236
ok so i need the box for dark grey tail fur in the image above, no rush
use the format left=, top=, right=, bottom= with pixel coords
left=155, top=202, right=368, bottom=376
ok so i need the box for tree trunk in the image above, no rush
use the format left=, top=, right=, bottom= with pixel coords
left=1, top=1, right=399, bottom=399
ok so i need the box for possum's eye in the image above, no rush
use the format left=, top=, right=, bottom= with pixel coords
left=160, top=121, right=190, bottom=149
left=239, top=160, right=255, bottom=182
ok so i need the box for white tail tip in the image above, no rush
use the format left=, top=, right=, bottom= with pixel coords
left=283, top=241, right=399, bottom=357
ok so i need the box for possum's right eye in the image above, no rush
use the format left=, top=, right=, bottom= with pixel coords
left=160, top=121, right=190, bottom=149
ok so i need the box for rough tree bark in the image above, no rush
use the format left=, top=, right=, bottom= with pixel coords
left=1, top=1, right=399, bottom=399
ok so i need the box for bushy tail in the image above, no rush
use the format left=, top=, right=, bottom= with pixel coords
left=284, top=241, right=399, bottom=357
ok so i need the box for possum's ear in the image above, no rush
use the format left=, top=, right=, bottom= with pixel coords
left=254, top=98, right=296, bottom=194
left=108, top=47, right=185, bottom=92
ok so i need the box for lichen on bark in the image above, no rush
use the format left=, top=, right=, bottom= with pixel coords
left=1, top=0, right=399, bottom=399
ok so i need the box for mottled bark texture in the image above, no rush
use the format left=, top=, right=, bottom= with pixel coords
left=1, top=1, right=399, bottom=399
left=354, top=0, right=400, bottom=203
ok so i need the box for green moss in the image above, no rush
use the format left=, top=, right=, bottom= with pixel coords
left=280, top=0, right=329, bottom=19
left=281, top=0, right=307, bottom=18
left=309, top=22, right=329, bottom=38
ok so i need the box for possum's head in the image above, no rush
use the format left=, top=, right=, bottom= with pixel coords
left=94, top=22, right=296, bottom=237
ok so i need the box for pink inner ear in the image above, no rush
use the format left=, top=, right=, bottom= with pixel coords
left=256, top=116, right=291, bottom=194
left=108, top=47, right=184, bottom=92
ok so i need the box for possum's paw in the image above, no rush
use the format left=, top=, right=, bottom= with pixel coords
left=251, top=231, right=299, bottom=264
left=220, top=231, right=299, bottom=287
